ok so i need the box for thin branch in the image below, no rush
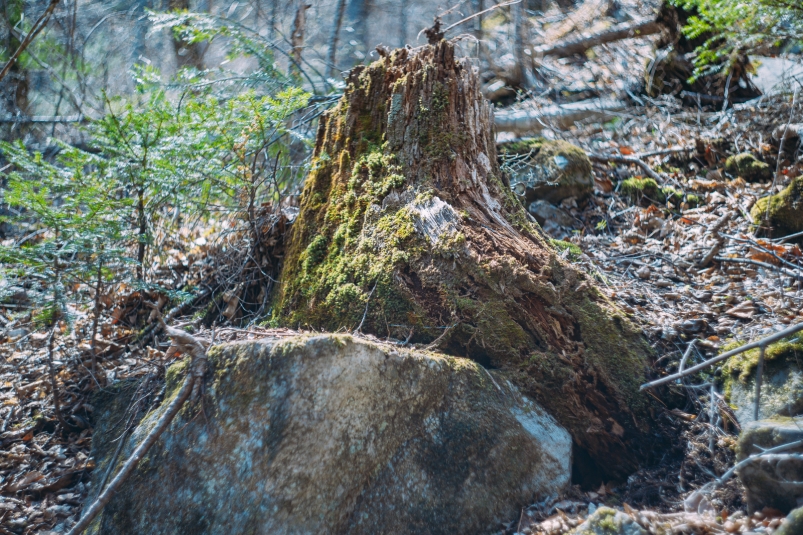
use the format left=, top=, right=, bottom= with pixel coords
left=641, top=321, right=803, bottom=390
left=67, top=325, right=207, bottom=535
left=0, top=0, right=61, bottom=84
left=587, top=152, right=667, bottom=183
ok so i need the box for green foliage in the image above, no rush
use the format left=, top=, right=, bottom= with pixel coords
left=670, top=0, right=803, bottom=79
left=0, top=141, right=128, bottom=327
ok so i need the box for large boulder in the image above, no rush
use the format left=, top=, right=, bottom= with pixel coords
left=751, top=176, right=803, bottom=239
left=736, top=417, right=803, bottom=513
left=722, top=336, right=803, bottom=424
left=500, top=138, right=594, bottom=204
left=86, top=335, right=572, bottom=535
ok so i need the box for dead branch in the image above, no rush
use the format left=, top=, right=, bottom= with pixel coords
left=641, top=321, right=803, bottom=390
left=66, top=326, right=208, bottom=535
left=587, top=152, right=666, bottom=183
left=683, top=439, right=803, bottom=511
left=713, top=255, right=801, bottom=280
left=534, top=19, right=661, bottom=58
left=0, top=115, right=84, bottom=124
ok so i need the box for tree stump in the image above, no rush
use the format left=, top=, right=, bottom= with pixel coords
left=274, top=42, right=657, bottom=482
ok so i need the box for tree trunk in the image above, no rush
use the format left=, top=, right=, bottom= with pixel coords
left=326, top=0, right=347, bottom=78
left=289, top=2, right=310, bottom=74
left=1, top=0, right=29, bottom=135
left=168, top=0, right=204, bottom=70
left=273, top=42, right=659, bottom=483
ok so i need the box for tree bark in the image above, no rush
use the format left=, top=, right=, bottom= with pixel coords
left=273, top=42, right=660, bottom=482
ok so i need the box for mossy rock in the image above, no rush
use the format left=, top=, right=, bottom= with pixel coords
left=720, top=336, right=803, bottom=424
left=500, top=138, right=594, bottom=204
left=620, top=178, right=697, bottom=207
left=725, top=152, right=772, bottom=182
left=568, top=506, right=645, bottom=535
left=776, top=506, right=803, bottom=535
left=272, top=42, right=658, bottom=482
left=86, top=335, right=573, bottom=535
left=751, top=176, right=803, bottom=239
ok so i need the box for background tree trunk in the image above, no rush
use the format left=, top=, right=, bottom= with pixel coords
left=326, top=0, right=347, bottom=78
left=1, top=0, right=29, bottom=136
left=168, top=0, right=204, bottom=70
left=273, top=42, right=661, bottom=483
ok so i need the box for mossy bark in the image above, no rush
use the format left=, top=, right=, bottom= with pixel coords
left=273, top=42, right=657, bottom=481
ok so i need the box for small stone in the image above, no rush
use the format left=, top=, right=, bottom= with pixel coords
left=654, top=279, right=672, bottom=288
left=636, top=266, right=651, bottom=279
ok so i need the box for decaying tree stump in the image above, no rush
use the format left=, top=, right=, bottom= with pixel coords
left=273, top=42, right=657, bottom=481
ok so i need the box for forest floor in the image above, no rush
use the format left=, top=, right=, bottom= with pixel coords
left=1, top=94, right=797, bottom=534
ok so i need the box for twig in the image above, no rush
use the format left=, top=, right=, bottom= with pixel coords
left=423, top=322, right=457, bottom=351
left=441, top=0, right=521, bottom=36
left=754, top=345, right=766, bottom=421
left=684, top=439, right=803, bottom=507
left=0, top=0, right=61, bottom=84
left=767, top=89, right=799, bottom=231
left=641, top=321, right=803, bottom=390
left=353, top=279, right=378, bottom=335
left=713, top=255, right=801, bottom=280
left=67, top=325, right=207, bottom=535
left=587, top=152, right=666, bottom=183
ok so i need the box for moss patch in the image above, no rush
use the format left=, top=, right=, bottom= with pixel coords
left=550, top=239, right=582, bottom=261
left=500, top=138, right=593, bottom=203
left=721, top=335, right=803, bottom=393
left=725, top=152, right=772, bottom=182
left=751, top=176, right=803, bottom=239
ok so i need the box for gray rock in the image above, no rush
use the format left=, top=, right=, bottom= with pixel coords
left=528, top=199, right=576, bottom=228
left=502, top=139, right=594, bottom=204
left=736, top=417, right=803, bottom=513
left=86, top=335, right=572, bottom=535
left=569, top=507, right=645, bottom=535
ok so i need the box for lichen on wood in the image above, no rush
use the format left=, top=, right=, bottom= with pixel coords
left=272, top=42, right=658, bottom=481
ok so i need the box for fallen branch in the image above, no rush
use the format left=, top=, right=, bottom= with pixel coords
left=534, top=18, right=661, bottom=58
left=587, top=152, right=666, bottom=182
left=641, top=321, right=803, bottom=390
left=67, top=324, right=208, bottom=535
left=494, top=98, right=626, bottom=134
left=0, top=115, right=85, bottom=124
left=713, top=255, right=801, bottom=280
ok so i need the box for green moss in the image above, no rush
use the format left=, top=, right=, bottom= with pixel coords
left=721, top=335, right=803, bottom=383
left=621, top=177, right=661, bottom=202
left=751, top=176, right=803, bottom=238
left=725, top=152, right=772, bottom=182
left=550, top=239, right=582, bottom=261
